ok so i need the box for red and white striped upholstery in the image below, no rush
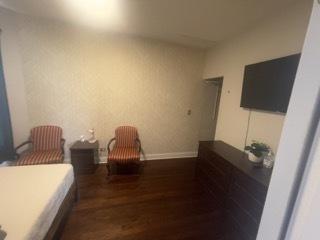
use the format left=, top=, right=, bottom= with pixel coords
left=115, top=126, right=138, bottom=148
left=15, top=150, right=63, bottom=166
left=16, top=125, right=64, bottom=166
left=108, top=148, right=140, bottom=164
left=31, top=126, right=62, bottom=151
left=108, top=126, right=140, bottom=164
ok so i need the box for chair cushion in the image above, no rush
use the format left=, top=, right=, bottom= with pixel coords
left=108, top=148, right=140, bottom=164
left=31, top=126, right=62, bottom=151
left=16, top=150, right=63, bottom=166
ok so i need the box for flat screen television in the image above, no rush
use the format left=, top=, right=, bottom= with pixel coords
left=240, top=54, right=301, bottom=113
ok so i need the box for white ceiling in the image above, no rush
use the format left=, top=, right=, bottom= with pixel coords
left=0, top=0, right=299, bottom=48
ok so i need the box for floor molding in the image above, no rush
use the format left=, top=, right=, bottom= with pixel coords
left=142, top=152, right=198, bottom=161
left=98, top=151, right=198, bottom=163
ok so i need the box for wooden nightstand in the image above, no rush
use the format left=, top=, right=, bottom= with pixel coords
left=70, top=141, right=99, bottom=175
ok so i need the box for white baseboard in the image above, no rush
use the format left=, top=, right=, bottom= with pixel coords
left=141, top=152, right=198, bottom=161
left=98, top=151, right=198, bottom=164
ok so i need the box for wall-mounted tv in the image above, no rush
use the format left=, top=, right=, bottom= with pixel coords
left=240, top=54, right=301, bottom=113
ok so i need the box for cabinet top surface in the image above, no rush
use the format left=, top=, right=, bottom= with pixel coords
left=70, top=140, right=99, bottom=150
left=199, top=141, right=272, bottom=187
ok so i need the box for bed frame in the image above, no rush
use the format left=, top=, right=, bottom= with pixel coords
left=44, top=181, right=77, bottom=240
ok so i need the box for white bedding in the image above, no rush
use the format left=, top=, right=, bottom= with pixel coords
left=0, top=164, right=74, bottom=240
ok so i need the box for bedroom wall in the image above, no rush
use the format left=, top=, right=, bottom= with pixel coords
left=15, top=17, right=205, bottom=159
left=203, top=0, right=312, bottom=153
left=0, top=0, right=311, bottom=160
left=0, top=8, right=30, bottom=146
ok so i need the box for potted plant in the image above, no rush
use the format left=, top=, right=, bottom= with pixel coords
left=245, top=141, right=270, bottom=163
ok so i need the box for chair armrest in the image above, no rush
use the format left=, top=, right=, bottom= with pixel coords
left=61, top=138, right=66, bottom=154
left=15, top=140, right=32, bottom=158
left=107, top=138, right=116, bottom=154
left=135, top=138, right=142, bottom=152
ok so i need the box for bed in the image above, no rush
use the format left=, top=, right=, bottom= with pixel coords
left=0, top=164, right=76, bottom=240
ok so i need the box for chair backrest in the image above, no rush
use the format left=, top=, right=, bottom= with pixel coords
left=115, top=126, right=138, bottom=148
left=30, top=125, right=62, bottom=151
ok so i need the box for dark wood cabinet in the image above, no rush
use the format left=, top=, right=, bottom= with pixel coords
left=70, top=141, right=99, bottom=175
left=197, top=143, right=232, bottom=206
left=196, top=141, right=272, bottom=240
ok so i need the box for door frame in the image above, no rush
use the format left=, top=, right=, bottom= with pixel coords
left=202, top=76, right=223, bottom=140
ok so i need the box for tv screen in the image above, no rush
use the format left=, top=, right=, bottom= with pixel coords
left=240, top=54, right=301, bottom=113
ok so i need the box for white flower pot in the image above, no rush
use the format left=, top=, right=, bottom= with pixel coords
left=248, top=152, right=263, bottom=163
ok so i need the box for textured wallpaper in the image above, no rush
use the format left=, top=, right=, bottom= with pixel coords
left=17, top=19, right=205, bottom=157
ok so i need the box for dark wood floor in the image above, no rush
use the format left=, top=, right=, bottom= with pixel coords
left=61, top=158, right=225, bottom=240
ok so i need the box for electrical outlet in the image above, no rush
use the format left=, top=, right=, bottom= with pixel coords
left=99, top=148, right=106, bottom=152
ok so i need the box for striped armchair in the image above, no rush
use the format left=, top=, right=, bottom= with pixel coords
left=107, top=126, right=141, bottom=175
left=15, top=126, right=65, bottom=166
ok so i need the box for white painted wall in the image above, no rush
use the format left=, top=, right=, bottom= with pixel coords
left=0, top=7, right=29, bottom=146
left=203, top=0, right=312, bottom=153
left=258, top=1, right=320, bottom=239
